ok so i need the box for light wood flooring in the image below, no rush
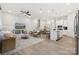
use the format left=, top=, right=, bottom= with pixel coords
left=11, top=35, right=76, bottom=55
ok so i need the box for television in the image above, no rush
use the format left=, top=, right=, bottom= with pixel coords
left=15, top=23, right=26, bottom=29
left=14, top=23, right=26, bottom=34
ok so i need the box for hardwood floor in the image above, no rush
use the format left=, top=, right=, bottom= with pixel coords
left=11, top=35, right=76, bottom=55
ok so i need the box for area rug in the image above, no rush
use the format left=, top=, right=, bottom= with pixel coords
left=3, top=36, right=44, bottom=55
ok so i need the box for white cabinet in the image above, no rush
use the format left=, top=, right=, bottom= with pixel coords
left=50, top=30, right=57, bottom=41
left=50, top=30, right=62, bottom=41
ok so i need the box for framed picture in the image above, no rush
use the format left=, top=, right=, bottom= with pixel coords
left=15, top=23, right=26, bottom=29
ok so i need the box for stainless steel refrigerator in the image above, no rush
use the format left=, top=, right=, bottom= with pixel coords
left=75, top=10, right=79, bottom=55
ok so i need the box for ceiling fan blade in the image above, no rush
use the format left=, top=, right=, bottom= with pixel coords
left=26, top=13, right=31, bottom=16
left=20, top=10, right=31, bottom=16
left=26, top=11, right=29, bottom=13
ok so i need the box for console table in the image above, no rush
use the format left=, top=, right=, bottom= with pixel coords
left=0, top=37, right=16, bottom=53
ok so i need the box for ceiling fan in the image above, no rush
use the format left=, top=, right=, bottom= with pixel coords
left=0, top=5, right=31, bottom=16
left=20, top=10, right=31, bottom=16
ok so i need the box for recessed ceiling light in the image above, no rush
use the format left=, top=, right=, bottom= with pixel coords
left=34, top=20, right=37, bottom=24
left=7, top=10, right=12, bottom=13
left=47, top=10, right=50, bottom=13
left=40, top=8, right=43, bottom=14
left=51, top=20, right=54, bottom=22
left=67, top=10, right=71, bottom=12
left=40, top=10, right=42, bottom=13
left=47, top=21, right=50, bottom=24
left=65, top=3, right=71, bottom=6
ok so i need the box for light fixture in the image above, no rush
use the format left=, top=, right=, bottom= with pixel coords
left=40, top=8, right=43, bottom=14
left=47, top=10, right=50, bottom=13
left=7, top=10, right=12, bottom=13
left=23, top=13, right=27, bottom=16
left=68, top=10, right=71, bottom=12
left=51, top=20, right=54, bottom=23
left=47, top=21, right=50, bottom=24
left=20, top=10, right=31, bottom=16
left=65, top=3, right=71, bottom=6
left=34, top=19, right=37, bottom=24
left=40, top=10, right=42, bottom=14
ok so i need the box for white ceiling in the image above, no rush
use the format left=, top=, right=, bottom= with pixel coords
left=0, top=3, right=79, bottom=19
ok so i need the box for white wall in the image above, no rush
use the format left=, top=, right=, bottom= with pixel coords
left=1, top=12, right=38, bottom=33
left=2, top=13, right=15, bottom=31
left=0, top=11, right=76, bottom=38
left=40, top=20, right=47, bottom=30
left=0, top=11, right=2, bottom=30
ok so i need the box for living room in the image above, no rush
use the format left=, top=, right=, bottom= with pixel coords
left=0, top=3, right=78, bottom=55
